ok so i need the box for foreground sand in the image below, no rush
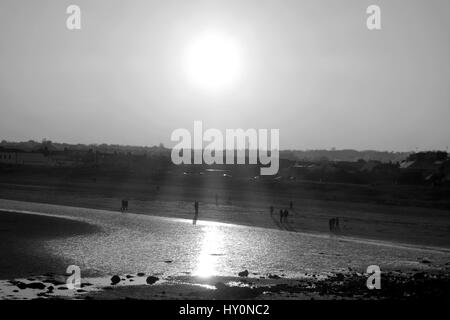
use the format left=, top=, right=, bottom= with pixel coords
left=3, top=269, right=450, bottom=300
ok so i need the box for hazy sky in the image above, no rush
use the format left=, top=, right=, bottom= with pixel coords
left=1, top=0, right=449, bottom=151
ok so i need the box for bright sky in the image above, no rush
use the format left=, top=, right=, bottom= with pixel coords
left=0, top=0, right=449, bottom=151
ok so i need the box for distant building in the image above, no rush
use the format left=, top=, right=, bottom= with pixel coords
left=0, top=149, right=49, bottom=166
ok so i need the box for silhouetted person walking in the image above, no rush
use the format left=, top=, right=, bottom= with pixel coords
left=193, top=201, right=199, bottom=225
left=289, top=201, right=293, bottom=209
left=270, top=206, right=274, bottom=214
left=284, top=209, right=289, bottom=223
left=279, top=209, right=283, bottom=223
left=335, top=217, right=340, bottom=232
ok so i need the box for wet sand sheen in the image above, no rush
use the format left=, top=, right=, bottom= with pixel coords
left=1, top=201, right=450, bottom=299
left=0, top=210, right=100, bottom=279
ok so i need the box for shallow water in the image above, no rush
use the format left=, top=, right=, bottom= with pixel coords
left=1, top=200, right=450, bottom=280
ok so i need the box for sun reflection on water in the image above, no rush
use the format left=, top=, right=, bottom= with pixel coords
left=194, top=225, right=225, bottom=278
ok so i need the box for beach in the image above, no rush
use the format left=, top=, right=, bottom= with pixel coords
left=0, top=198, right=449, bottom=300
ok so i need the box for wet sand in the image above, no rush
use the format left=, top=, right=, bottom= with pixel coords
left=0, top=210, right=100, bottom=279
left=0, top=199, right=449, bottom=300
left=1, top=182, right=450, bottom=248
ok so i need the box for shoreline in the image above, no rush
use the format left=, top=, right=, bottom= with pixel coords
left=0, top=201, right=449, bottom=300
left=2, top=206, right=450, bottom=255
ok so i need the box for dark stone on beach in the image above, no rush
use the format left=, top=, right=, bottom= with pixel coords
left=421, top=258, right=431, bottom=264
left=46, top=279, right=66, bottom=286
left=146, top=276, right=159, bottom=285
left=81, top=283, right=92, bottom=287
left=335, top=273, right=345, bottom=281
left=268, top=274, right=281, bottom=279
left=26, top=282, right=46, bottom=290
left=126, top=275, right=133, bottom=278
left=137, top=272, right=146, bottom=277
left=57, top=286, right=68, bottom=290
left=164, top=260, right=173, bottom=263
left=15, top=281, right=46, bottom=290
left=111, top=275, right=121, bottom=285
left=77, top=289, right=87, bottom=293
left=414, top=272, right=426, bottom=280
left=16, top=282, right=27, bottom=290
left=238, top=270, right=249, bottom=277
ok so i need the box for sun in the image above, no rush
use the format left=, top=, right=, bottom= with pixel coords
left=184, top=32, right=241, bottom=91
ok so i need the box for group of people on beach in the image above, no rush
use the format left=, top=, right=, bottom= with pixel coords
left=329, top=217, right=340, bottom=232
left=270, top=204, right=291, bottom=224
left=279, top=209, right=289, bottom=223
left=120, top=199, right=129, bottom=212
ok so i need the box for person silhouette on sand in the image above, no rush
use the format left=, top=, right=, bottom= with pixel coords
left=335, top=217, right=340, bottom=232
left=329, top=218, right=334, bottom=232
left=284, top=209, right=289, bottom=223
left=193, top=201, right=199, bottom=225
left=279, top=209, right=283, bottom=223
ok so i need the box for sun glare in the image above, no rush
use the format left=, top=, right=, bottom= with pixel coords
left=184, top=32, right=241, bottom=91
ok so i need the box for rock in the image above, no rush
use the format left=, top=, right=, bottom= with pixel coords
left=16, top=282, right=27, bottom=290
left=268, top=274, right=281, bottom=279
left=26, top=282, right=46, bottom=290
left=126, top=275, right=133, bottom=278
left=164, top=260, right=173, bottom=264
left=137, top=272, right=146, bottom=277
left=146, top=276, right=159, bottom=285
left=420, top=258, right=431, bottom=264
left=111, top=275, right=121, bottom=285
left=335, top=273, right=344, bottom=281
left=238, top=270, right=249, bottom=277
left=414, top=272, right=426, bottom=280
left=46, top=279, right=66, bottom=286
